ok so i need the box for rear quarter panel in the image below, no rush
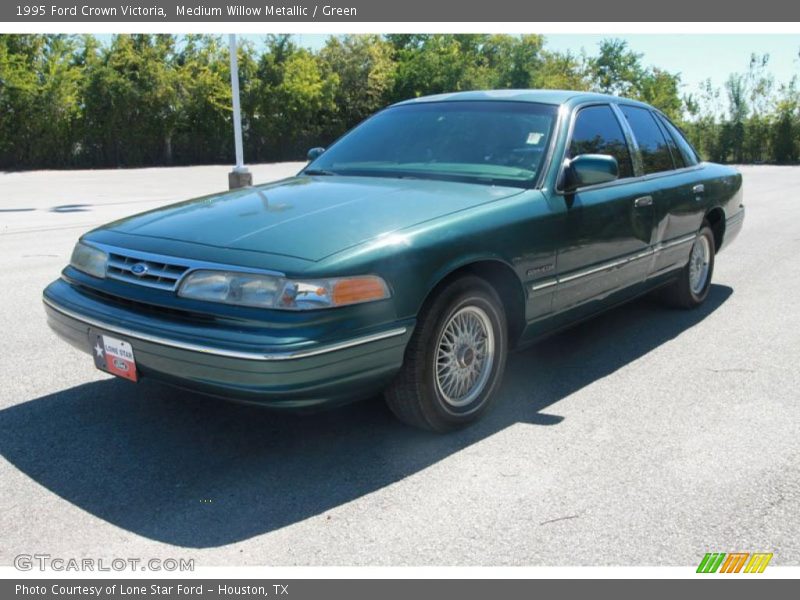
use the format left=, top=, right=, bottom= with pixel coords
left=703, top=163, right=744, bottom=251
left=701, top=162, right=743, bottom=217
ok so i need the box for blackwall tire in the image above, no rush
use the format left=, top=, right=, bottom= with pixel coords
left=660, top=223, right=716, bottom=309
left=384, top=275, right=508, bottom=432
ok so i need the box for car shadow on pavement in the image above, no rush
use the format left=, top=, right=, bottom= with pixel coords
left=0, top=285, right=732, bottom=548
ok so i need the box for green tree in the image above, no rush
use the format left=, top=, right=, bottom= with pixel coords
left=743, top=54, right=774, bottom=162
left=724, top=73, right=748, bottom=162
left=0, top=34, right=797, bottom=170
left=80, top=34, right=181, bottom=166
left=639, top=68, right=682, bottom=119
left=0, top=34, right=82, bottom=168
left=173, top=35, right=232, bottom=164
left=589, top=39, right=644, bottom=97
left=246, top=35, right=337, bottom=160
left=587, top=39, right=683, bottom=118
left=771, top=77, right=799, bottom=163
left=319, top=34, right=395, bottom=139
left=482, top=34, right=545, bottom=89
left=682, top=79, right=726, bottom=162
left=389, top=34, right=495, bottom=99
left=534, top=49, right=591, bottom=91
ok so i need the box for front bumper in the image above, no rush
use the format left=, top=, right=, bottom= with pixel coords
left=43, top=279, right=413, bottom=408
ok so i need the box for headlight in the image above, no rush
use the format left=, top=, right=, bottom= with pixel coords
left=177, top=270, right=390, bottom=310
left=70, top=242, right=107, bottom=278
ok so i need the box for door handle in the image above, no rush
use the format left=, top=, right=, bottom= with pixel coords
left=692, top=184, right=705, bottom=194
left=634, top=195, right=653, bottom=208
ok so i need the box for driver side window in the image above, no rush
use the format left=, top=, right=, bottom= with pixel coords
left=568, top=105, right=634, bottom=179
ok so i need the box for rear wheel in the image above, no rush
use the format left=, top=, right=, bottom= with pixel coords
left=660, top=223, right=715, bottom=309
left=385, top=275, right=508, bottom=432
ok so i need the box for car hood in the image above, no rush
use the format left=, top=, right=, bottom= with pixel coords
left=102, top=175, right=525, bottom=261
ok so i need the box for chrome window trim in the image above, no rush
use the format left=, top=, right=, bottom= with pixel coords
left=555, top=162, right=706, bottom=196
left=43, top=296, right=408, bottom=362
left=617, top=103, right=682, bottom=174
left=555, top=101, right=637, bottom=194
left=535, top=103, right=568, bottom=190
left=554, top=101, right=706, bottom=196
left=611, top=102, right=645, bottom=176
left=653, top=110, right=702, bottom=166
left=650, top=109, right=684, bottom=169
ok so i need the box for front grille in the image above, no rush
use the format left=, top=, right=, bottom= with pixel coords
left=106, top=251, right=190, bottom=291
left=81, top=286, right=216, bottom=324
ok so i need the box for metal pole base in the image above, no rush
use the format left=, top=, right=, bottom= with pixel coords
left=228, top=169, right=253, bottom=190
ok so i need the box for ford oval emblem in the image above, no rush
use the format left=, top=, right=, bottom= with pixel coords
left=130, top=262, right=149, bottom=276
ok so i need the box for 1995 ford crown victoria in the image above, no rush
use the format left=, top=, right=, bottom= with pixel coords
left=43, top=90, right=744, bottom=432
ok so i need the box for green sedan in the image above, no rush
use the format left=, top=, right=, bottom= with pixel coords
left=43, top=90, right=744, bottom=432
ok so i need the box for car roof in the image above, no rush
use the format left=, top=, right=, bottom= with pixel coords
left=392, top=89, right=652, bottom=109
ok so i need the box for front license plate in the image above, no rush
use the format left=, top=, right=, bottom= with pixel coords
left=90, top=330, right=138, bottom=382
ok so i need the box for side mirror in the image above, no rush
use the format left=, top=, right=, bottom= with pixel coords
left=563, top=154, right=618, bottom=192
left=307, top=147, right=325, bottom=161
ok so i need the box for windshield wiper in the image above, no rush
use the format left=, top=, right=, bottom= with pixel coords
left=303, top=168, right=338, bottom=176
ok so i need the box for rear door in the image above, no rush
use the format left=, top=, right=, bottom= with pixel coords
left=618, top=106, right=705, bottom=277
left=552, top=104, right=656, bottom=312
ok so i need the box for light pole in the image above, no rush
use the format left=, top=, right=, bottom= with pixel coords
left=228, top=34, right=252, bottom=189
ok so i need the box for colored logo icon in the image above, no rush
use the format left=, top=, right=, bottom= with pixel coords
left=697, top=552, right=773, bottom=573
left=130, top=262, right=149, bottom=276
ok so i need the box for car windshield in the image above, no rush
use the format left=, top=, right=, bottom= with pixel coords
left=305, top=101, right=559, bottom=187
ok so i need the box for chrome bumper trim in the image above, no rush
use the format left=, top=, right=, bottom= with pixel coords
left=43, top=296, right=407, bottom=362
left=726, top=210, right=745, bottom=225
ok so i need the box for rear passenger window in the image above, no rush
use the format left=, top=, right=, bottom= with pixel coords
left=568, top=105, right=633, bottom=179
left=620, top=105, right=675, bottom=174
left=655, top=118, right=685, bottom=168
left=656, top=114, right=700, bottom=167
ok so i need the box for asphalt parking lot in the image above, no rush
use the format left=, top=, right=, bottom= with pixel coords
left=0, top=164, right=798, bottom=567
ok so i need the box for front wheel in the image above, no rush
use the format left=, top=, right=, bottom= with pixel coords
left=660, top=223, right=716, bottom=309
left=385, top=275, right=508, bottom=432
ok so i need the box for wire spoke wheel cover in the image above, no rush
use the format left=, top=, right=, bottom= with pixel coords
left=434, top=305, right=496, bottom=408
left=689, top=234, right=711, bottom=295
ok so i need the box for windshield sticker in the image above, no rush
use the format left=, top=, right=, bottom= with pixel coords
left=526, top=132, right=544, bottom=145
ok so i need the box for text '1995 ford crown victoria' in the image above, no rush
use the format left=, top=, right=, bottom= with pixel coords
left=43, top=90, right=744, bottom=432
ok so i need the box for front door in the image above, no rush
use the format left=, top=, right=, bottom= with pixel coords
left=553, top=104, right=655, bottom=312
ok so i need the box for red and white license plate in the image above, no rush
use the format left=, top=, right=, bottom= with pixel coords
left=90, top=331, right=138, bottom=382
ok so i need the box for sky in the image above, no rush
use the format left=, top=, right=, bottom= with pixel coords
left=543, top=34, right=799, bottom=92
left=282, top=33, right=800, bottom=95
